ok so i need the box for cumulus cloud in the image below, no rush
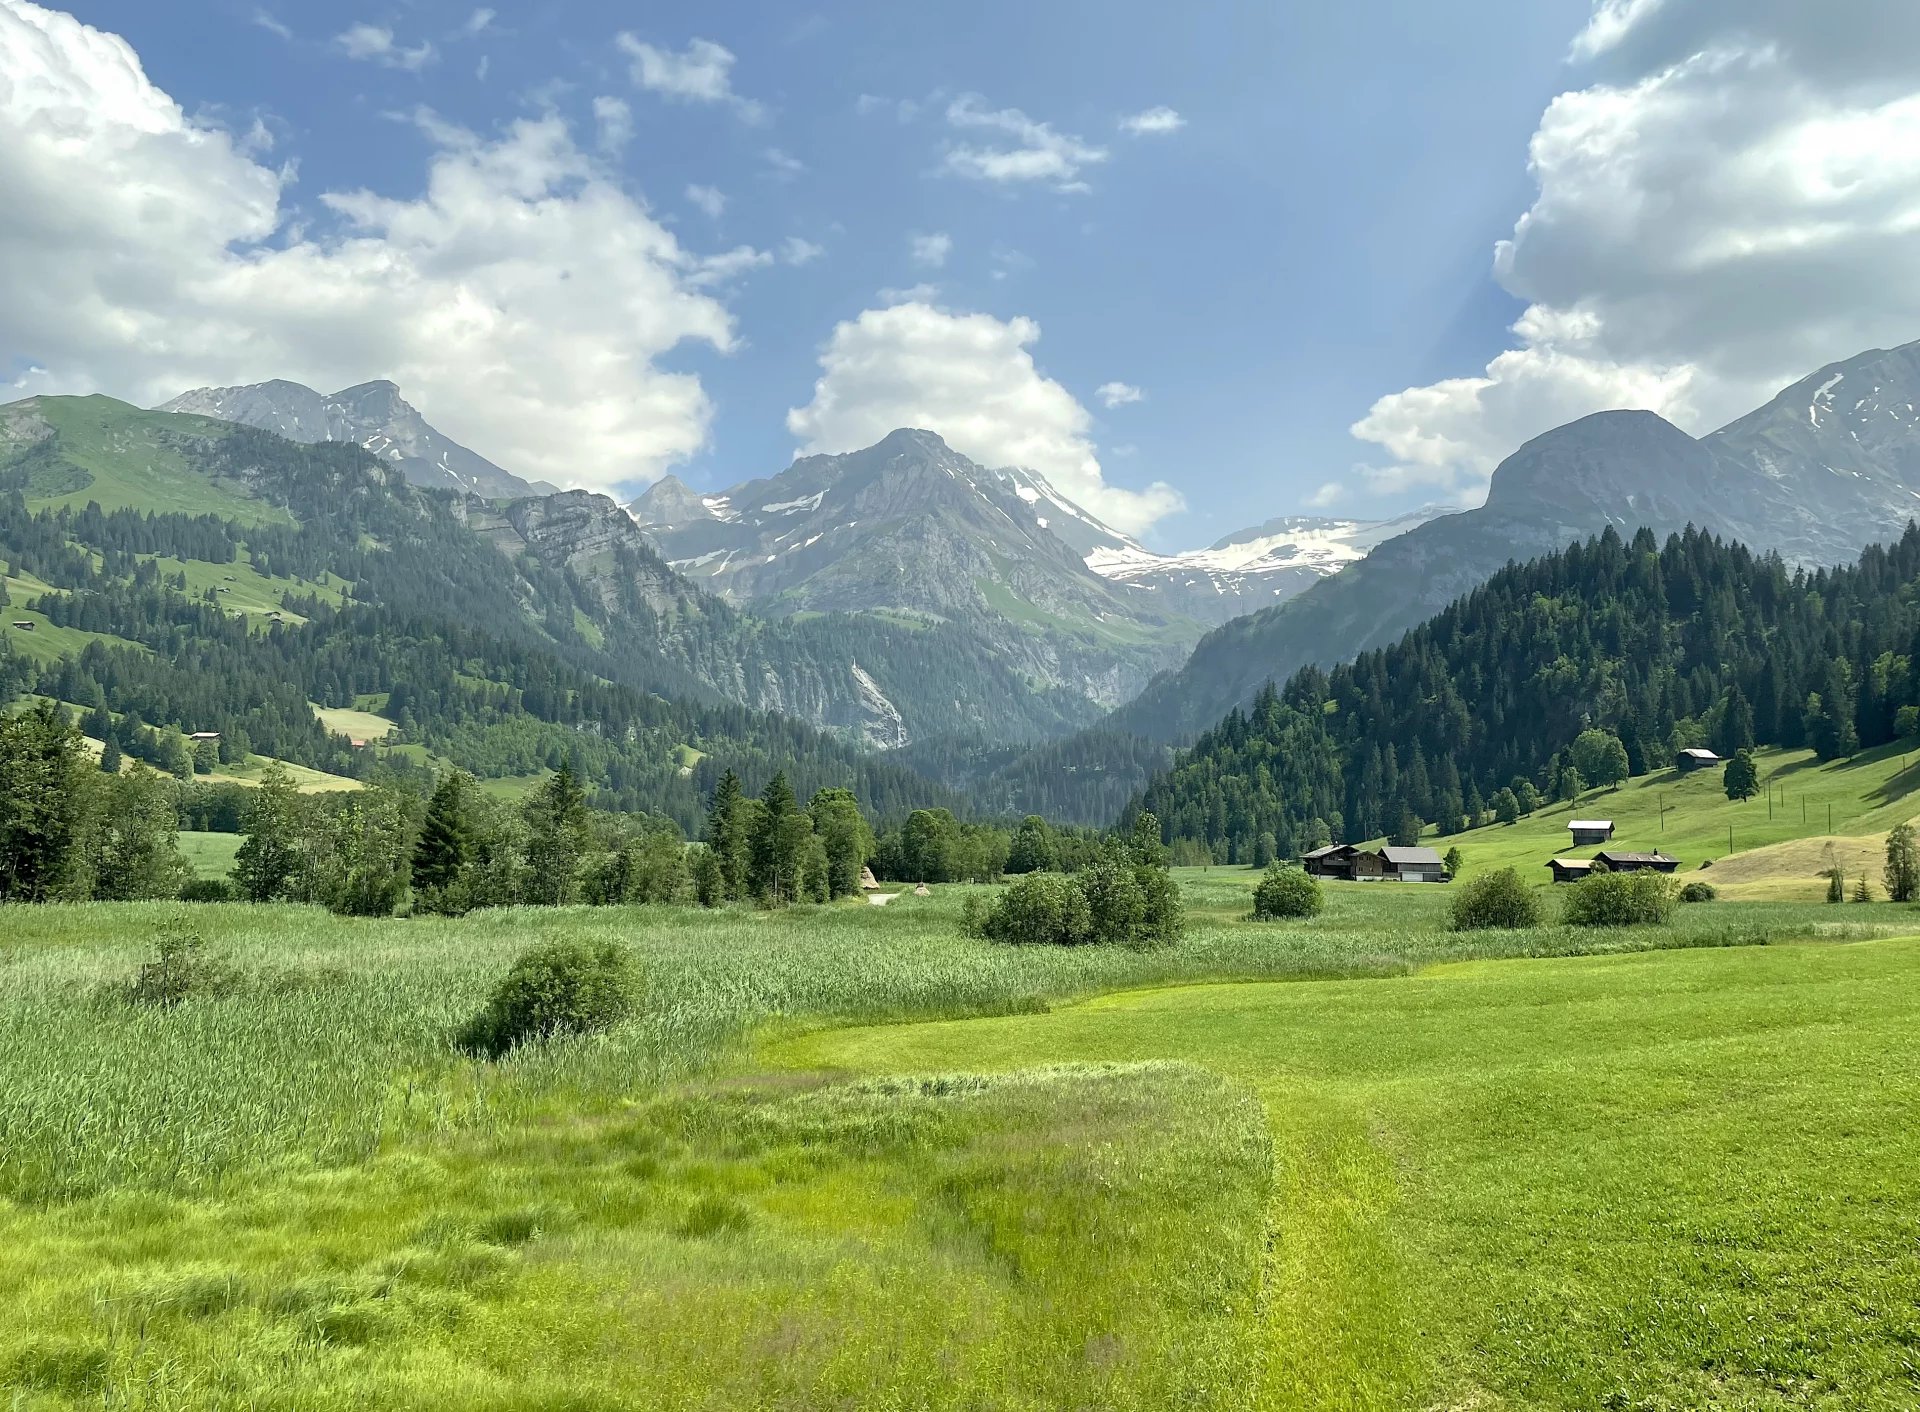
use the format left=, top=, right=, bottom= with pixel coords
left=1119, top=106, right=1184, bottom=135
left=786, top=303, right=1182, bottom=533
left=0, top=0, right=751, bottom=497
left=685, top=183, right=725, bottom=218
left=460, top=8, right=495, bottom=39
left=780, top=236, right=825, bottom=266
left=591, top=95, right=632, bottom=152
left=616, top=34, right=763, bottom=121
left=942, top=95, right=1107, bottom=192
left=909, top=231, right=951, bottom=268
left=1353, top=0, right=1920, bottom=499
left=1096, top=381, right=1143, bottom=408
left=252, top=9, right=291, bottom=40
left=335, top=22, right=434, bottom=71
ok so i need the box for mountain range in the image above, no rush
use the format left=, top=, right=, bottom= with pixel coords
left=159, top=379, right=549, bottom=500
left=1107, top=338, right=1920, bottom=745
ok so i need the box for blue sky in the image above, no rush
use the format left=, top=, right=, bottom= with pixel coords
left=11, top=1, right=1919, bottom=551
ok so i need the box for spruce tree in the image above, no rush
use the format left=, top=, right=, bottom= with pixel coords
left=0, top=702, right=91, bottom=902
left=1885, top=822, right=1920, bottom=903
left=1723, top=748, right=1759, bottom=801
left=704, top=770, right=751, bottom=901
left=750, top=772, right=806, bottom=903
left=522, top=762, right=590, bottom=905
left=413, top=771, right=476, bottom=903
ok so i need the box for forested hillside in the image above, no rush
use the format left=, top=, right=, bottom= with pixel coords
left=1135, top=524, right=1920, bottom=861
left=0, top=396, right=1107, bottom=748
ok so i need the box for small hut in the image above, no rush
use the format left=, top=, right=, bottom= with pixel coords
left=1568, top=819, right=1615, bottom=846
left=1546, top=858, right=1596, bottom=884
left=1676, top=747, right=1723, bottom=772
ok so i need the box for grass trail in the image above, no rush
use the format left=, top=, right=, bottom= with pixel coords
left=770, top=936, right=1920, bottom=1409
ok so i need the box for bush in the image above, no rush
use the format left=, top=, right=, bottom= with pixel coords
left=1678, top=881, right=1717, bottom=903
left=122, top=923, right=239, bottom=1007
left=978, top=872, right=1093, bottom=946
left=178, top=877, right=234, bottom=903
left=1448, top=868, right=1543, bottom=931
left=1561, top=870, right=1676, bottom=927
left=458, top=939, right=640, bottom=1059
left=1251, top=862, right=1322, bottom=920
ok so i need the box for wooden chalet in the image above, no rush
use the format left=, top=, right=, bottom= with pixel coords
left=1675, top=747, right=1723, bottom=772
left=1377, top=846, right=1448, bottom=883
left=1301, top=844, right=1444, bottom=882
left=1546, top=858, right=1596, bottom=884
left=1592, top=850, right=1681, bottom=874
left=1567, top=819, right=1615, bottom=846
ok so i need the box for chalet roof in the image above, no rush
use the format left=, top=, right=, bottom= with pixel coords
left=1678, top=747, right=1722, bottom=761
left=1594, top=850, right=1680, bottom=866
left=1568, top=820, right=1613, bottom=831
left=1302, top=843, right=1353, bottom=859
left=1547, top=857, right=1595, bottom=868
left=1380, top=846, right=1444, bottom=867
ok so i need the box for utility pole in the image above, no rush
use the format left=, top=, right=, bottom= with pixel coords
left=1729, top=823, right=1734, bottom=855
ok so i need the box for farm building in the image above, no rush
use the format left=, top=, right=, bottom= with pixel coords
left=1568, top=819, right=1615, bottom=845
left=1547, top=858, right=1597, bottom=884
left=10, top=620, right=33, bottom=631
left=188, top=731, right=221, bottom=742
left=1593, top=850, right=1681, bottom=874
left=1302, top=844, right=1385, bottom=881
left=1675, top=747, right=1723, bottom=772
left=1376, top=846, right=1447, bottom=883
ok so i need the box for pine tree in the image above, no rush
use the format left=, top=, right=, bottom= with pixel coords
left=808, top=787, right=871, bottom=898
left=522, top=762, right=590, bottom=905
left=1492, top=788, right=1520, bottom=826
left=99, top=735, right=122, bottom=774
left=750, top=772, right=807, bottom=903
left=704, top=770, right=751, bottom=901
left=1715, top=685, right=1756, bottom=757
left=0, top=702, right=91, bottom=902
left=412, top=771, right=476, bottom=904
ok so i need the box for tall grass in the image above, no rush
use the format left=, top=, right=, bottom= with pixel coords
left=0, top=882, right=1902, bottom=1200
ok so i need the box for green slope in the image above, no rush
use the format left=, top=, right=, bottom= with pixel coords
left=1435, top=741, right=1920, bottom=887
left=4, top=395, right=287, bottom=525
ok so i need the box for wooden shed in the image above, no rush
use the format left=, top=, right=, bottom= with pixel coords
left=1376, top=846, right=1448, bottom=883
left=1547, top=858, right=1596, bottom=884
left=1675, top=747, right=1723, bottom=772
left=1568, top=819, right=1615, bottom=846
left=1301, top=843, right=1360, bottom=880
left=1593, top=850, right=1681, bottom=874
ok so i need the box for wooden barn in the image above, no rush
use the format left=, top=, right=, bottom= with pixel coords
left=1546, top=858, right=1596, bottom=884
left=1376, top=846, right=1448, bottom=883
left=1593, top=850, right=1681, bottom=874
left=1675, top=747, right=1723, bottom=772
left=1567, top=819, right=1615, bottom=846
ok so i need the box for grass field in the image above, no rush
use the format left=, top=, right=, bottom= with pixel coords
left=2, top=879, right=1916, bottom=1408
left=310, top=703, right=397, bottom=741
left=177, top=830, right=243, bottom=879
left=1436, top=741, right=1920, bottom=898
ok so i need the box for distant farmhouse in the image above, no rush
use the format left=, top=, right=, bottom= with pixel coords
left=1301, top=843, right=1447, bottom=883
left=1546, top=858, right=1596, bottom=884
left=1568, top=819, right=1615, bottom=846
left=1676, top=747, right=1724, bottom=772
left=1593, top=850, right=1681, bottom=874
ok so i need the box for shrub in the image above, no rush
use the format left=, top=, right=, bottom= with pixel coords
left=1448, top=868, right=1543, bottom=931
left=979, top=872, right=1093, bottom=946
left=178, top=877, right=234, bottom=903
left=1250, top=862, right=1322, bottom=920
left=1132, top=862, right=1185, bottom=945
left=122, top=923, right=239, bottom=1007
left=1561, top=870, right=1676, bottom=927
left=1677, top=881, right=1717, bottom=903
left=458, top=939, right=640, bottom=1059
left=1078, top=860, right=1147, bottom=944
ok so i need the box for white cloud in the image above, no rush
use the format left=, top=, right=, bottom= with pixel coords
left=334, top=22, right=435, bottom=71
left=616, top=33, right=763, bottom=122
left=0, top=0, right=751, bottom=497
left=942, top=94, right=1107, bottom=192
left=685, top=183, right=725, bottom=218
left=1096, top=381, right=1143, bottom=408
left=909, top=231, right=951, bottom=268
left=763, top=146, right=806, bottom=179
left=878, top=282, right=941, bottom=305
left=591, top=95, right=632, bottom=152
left=1352, top=0, right=1920, bottom=500
left=252, top=9, right=291, bottom=40
left=1305, top=481, right=1345, bottom=509
left=1119, top=105, right=1185, bottom=135
left=856, top=92, right=922, bottom=122
left=780, top=236, right=824, bottom=266
left=786, top=302, right=1182, bottom=534
left=461, top=8, right=495, bottom=39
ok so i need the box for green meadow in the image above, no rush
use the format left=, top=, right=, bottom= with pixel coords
left=3, top=875, right=1918, bottom=1408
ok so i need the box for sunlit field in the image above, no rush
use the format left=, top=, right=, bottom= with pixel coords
left=3, top=877, right=1917, bottom=1408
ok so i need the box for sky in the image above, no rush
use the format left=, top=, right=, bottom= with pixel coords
left=5, top=1, right=1920, bottom=551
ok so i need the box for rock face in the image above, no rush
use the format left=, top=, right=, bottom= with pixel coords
left=158, top=379, right=535, bottom=498
left=628, top=428, right=1202, bottom=710
left=1107, top=339, right=1920, bottom=744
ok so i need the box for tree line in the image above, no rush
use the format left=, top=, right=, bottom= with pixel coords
left=1136, top=524, right=1920, bottom=860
